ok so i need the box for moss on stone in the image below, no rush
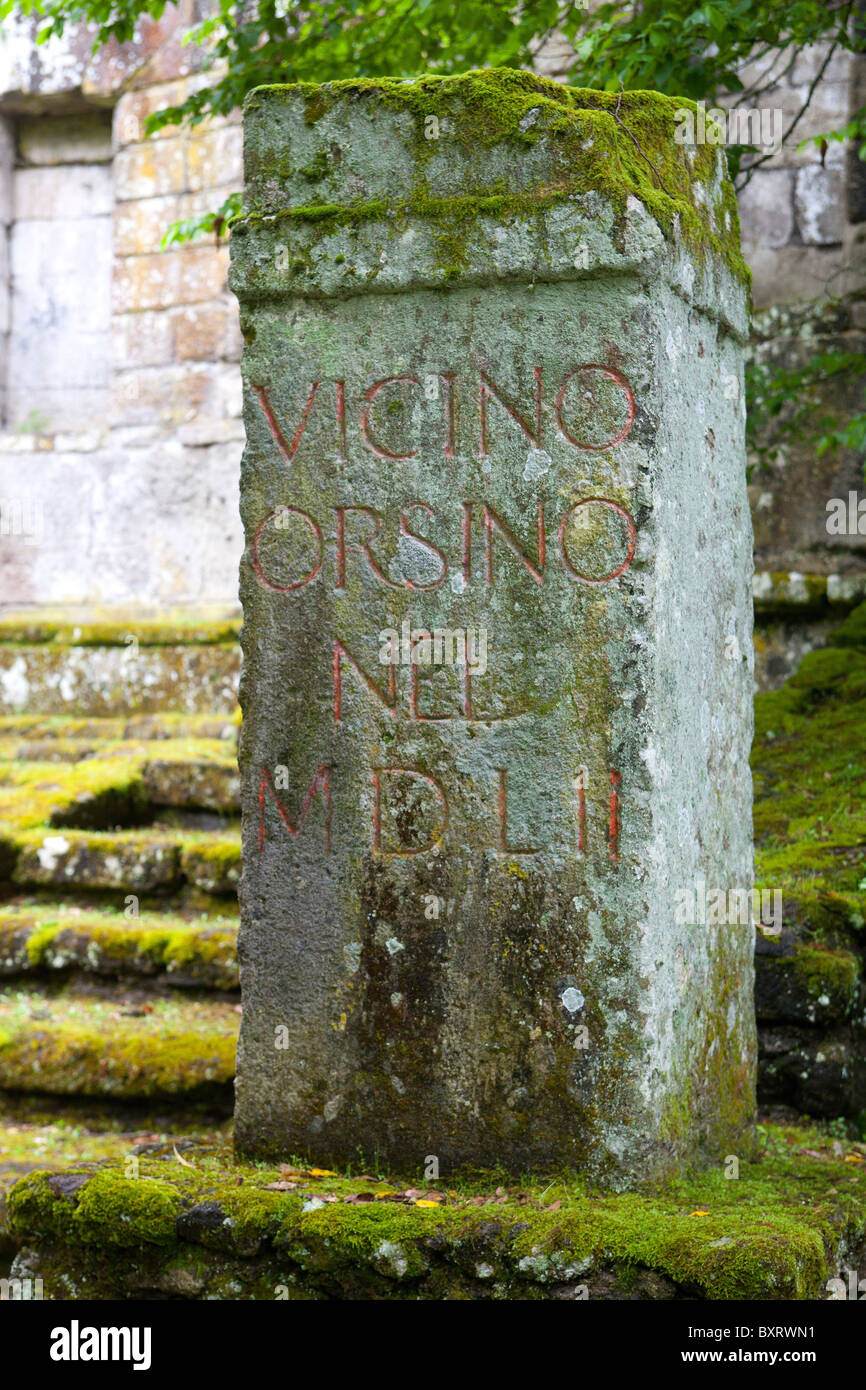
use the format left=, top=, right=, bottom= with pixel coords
left=0, top=608, right=241, bottom=647
left=241, top=68, right=749, bottom=288
left=179, top=836, right=242, bottom=894
left=753, top=572, right=830, bottom=619
left=7, top=1122, right=866, bottom=1299
left=0, top=759, right=150, bottom=832
left=789, top=943, right=859, bottom=1000
left=0, top=713, right=239, bottom=742
left=0, top=985, right=238, bottom=1098
left=753, top=604, right=866, bottom=904
left=76, top=1170, right=183, bottom=1246
left=0, top=905, right=239, bottom=988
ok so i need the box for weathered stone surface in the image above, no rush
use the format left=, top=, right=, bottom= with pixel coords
left=0, top=642, right=240, bottom=715
left=0, top=907, right=239, bottom=989
left=232, top=72, right=754, bottom=1185
left=7, top=156, right=112, bottom=432
left=749, top=301, right=866, bottom=568
left=737, top=170, right=794, bottom=251
left=17, top=112, right=112, bottom=166
left=114, top=139, right=186, bottom=202
left=795, top=165, right=846, bottom=246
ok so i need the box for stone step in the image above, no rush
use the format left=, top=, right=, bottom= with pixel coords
left=0, top=713, right=238, bottom=742
left=0, top=745, right=240, bottom=818
left=0, top=1102, right=232, bottom=1250
left=0, top=903, right=238, bottom=990
left=3, top=827, right=241, bottom=896
left=0, top=610, right=241, bottom=647
left=0, top=983, right=238, bottom=1101
left=0, top=734, right=237, bottom=764
left=0, top=609, right=241, bottom=716
left=0, top=644, right=241, bottom=717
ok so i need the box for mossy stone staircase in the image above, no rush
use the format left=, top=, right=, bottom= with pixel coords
left=0, top=613, right=243, bottom=1265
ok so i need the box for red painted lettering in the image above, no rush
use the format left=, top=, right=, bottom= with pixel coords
left=558, top=498, right=637, bottom=584
left=479, top=367, right=543, bottom=456
left=251, top=506, right=323, bottom=592
left=555, top=365, right=636, bottom=452
left=483, top=501, right=545, bottom=587
left=372, top=766, right=449, bottom=855
left=333, top=639, right=397, bottom=722
left=361, top=377, right=420, bottom=460
left=257, top=763, right=332, bottom=852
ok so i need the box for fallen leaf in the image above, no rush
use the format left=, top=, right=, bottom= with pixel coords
left=688, top=1210, right=709, bottom=1216
left=545, top=1199, right=562, bottom=1211
left=495, top=1186, right=506, bottom=1197
left=172, top=1145, right=196, bottom=1169
left=308, top=1168, right=337, bottom=1177
left=265, top=1181, right=297, bottom=1191
left=344, top=1192, right=375, bottom=1203
left=415, top=1199, right=440, bottom=1207
left=845, top=1154, right=864, bottom=1163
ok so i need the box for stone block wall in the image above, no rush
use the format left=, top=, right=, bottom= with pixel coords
left=0, top=2, right=243, bottom=608
left=734, top=43, right=860, bottom=308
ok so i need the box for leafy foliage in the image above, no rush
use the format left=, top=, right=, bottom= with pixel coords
left=159, top=190, right=241, bottom=250
left=747, top=347, right=866, bottom=479
left=2, top=0, right=861, bottom=144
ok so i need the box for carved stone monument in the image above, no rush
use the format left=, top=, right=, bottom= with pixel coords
left=230, top=69, right=755, bottom=1185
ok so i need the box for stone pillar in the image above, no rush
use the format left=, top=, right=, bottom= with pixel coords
left=230, top=70, right=755, bottom=1185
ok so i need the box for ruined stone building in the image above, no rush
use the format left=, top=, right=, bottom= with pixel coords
left=0, top=6, right=863, bottom=688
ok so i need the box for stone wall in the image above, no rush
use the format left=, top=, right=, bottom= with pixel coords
left=0, top=2, right=243, bottom=608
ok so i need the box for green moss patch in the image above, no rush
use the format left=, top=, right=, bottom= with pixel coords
left=753, top=604, right=866, bottom=899
left=7, top=1122, right=866, bottom=1299
left=2, top=825, right=241, bottom=897
left=178, top=837, right=242, bottom=894
left=0, top=904, right=238, bottom=989
left=0, top=714, right=239, bottom=742
left=0, top=985, right=238, bottom=1099
left=0, top=609, right=241, bottom=647
left=242, top=68, right=749, bottom=289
